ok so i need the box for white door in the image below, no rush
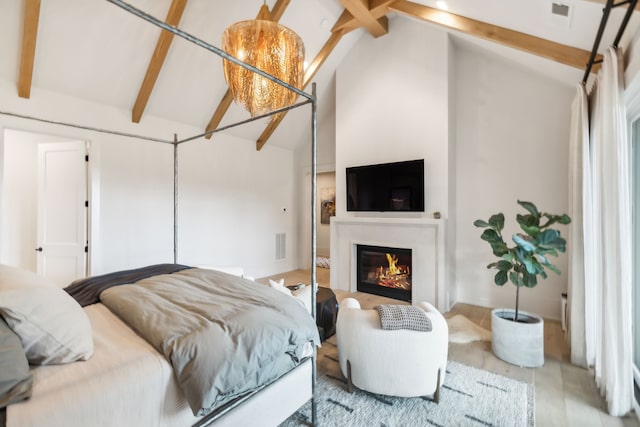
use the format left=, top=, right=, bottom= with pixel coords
left=37, top=142, right=87, bottom=287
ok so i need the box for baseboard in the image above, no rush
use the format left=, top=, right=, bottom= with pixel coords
left=447, top=297, right=458, bottom=313
left=454, top=296, right=493, bottom=310
left=452, top=296, right=562, bottom=322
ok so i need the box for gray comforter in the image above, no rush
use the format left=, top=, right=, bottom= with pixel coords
left=99, top=268, right=320, bottom=416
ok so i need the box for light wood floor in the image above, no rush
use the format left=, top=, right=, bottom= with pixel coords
left=258, top=268, right=640, bottom=427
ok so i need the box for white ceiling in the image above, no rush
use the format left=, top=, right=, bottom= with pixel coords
left=1, top=0, right=638, bottom=150
left=414, top=0, right=636, bottom=52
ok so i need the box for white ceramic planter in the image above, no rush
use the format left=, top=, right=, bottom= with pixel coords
left=491, top=308, right=544, bottom=368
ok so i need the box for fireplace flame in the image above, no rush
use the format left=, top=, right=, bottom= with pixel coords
left=386, top=253, right=400, bottom=276
left=368, top=252, right=411, bottom=290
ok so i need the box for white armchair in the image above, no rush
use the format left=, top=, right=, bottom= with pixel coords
left=336, top=298, right=448, bottom=401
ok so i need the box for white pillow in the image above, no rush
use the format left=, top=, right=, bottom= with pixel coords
left=291, top=285, right=312, bottom=314
left=268, top=278, right=292, bottom=296
left=0, top=264, right=93, bottom=365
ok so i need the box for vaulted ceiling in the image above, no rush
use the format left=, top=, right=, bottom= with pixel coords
left=2, top=0, right=638, bottom=151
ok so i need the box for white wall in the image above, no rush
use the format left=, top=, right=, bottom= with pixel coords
left=295, top=74, right=338, bottom=269
left=332, top=17, right=574, bottom=319
left=1, top=129, right=72, bottom=271
left=453, top=40, right=574, bottom=320
left=94, top=137, right=174, bottom=272
left=294, top=74, right=338, bottom=172
left=446, top=36, right=458, bottom=308
left=333, top=17, right=451, bottom=308
left=335, top=17, right=450, bottom=219
left=625, top=26, right=640, bottom=88
left=0, top=79, right=298, bottom=279
left=176, top=135, right=298, bottom=279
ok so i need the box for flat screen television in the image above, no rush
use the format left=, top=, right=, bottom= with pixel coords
left=346, top=159, right=424, bottom=212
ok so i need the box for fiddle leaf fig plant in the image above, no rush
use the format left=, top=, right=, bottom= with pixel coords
left=473, top=200, right=571, bottom=322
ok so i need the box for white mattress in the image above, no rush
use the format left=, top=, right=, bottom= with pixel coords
left=7, top=303, right=198, bottom=427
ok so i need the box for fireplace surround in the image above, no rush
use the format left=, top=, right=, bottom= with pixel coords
left=330, top=216, right=448, bottom=311
left=356, top=244, right=412, bottom=302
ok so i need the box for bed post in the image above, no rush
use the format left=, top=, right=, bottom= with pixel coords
left=173, top=134, right=178, bottom=264
left=310, top=82, right=318, bottom=426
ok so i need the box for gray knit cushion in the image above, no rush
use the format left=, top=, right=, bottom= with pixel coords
left=374, top=305, right=432, bottom=332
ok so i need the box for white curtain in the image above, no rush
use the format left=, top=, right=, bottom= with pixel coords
left=568, top=46, right=633, bottom=416
left=567, top=82, right=590, bottom=368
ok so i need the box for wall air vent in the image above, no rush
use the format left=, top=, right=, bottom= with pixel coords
left=549, top=1, right=572, bottom=28
left=551, top=2, right=570, bottom=17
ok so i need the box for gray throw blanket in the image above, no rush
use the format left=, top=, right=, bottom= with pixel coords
left=100, top=268, right=320, bottom=416
left=64, top=263, right=191, bottom=306
left=374, top=304, right=432, bottom=332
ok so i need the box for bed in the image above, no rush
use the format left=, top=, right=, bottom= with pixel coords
left=0, top=264, right=320, bottom=427
left=1, top=1, right=322, bottom=425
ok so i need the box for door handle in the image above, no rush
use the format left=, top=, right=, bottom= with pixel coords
left=35, top=247, right=43, bottom=252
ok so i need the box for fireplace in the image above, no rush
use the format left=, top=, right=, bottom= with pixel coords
left=356, top=244, right=412, bottom=302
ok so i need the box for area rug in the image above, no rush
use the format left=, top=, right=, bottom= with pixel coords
left=280, top=360, right=534, bottom=427
left=447, top=314, right=492, bottom=344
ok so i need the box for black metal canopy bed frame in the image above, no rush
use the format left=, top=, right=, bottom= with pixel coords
left=6, top=1, right=638, bottom=426
left=0, top=0, right=320, bottom=426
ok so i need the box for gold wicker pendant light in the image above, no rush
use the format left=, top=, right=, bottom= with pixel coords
left=222, top=3, right=305, bottom=117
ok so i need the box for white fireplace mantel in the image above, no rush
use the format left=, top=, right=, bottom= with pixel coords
left=329, top=216, right=448, bottom=311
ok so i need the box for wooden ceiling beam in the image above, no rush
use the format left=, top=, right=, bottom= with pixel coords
left=131, top=0, right=188, bottom=123
left=204, top=0, right=291, bottom=140
left=256, top=30, right=346, bottom=151
left=269, top=0, right=290, bottom=21
left=252, top=0, right=604, bottom=149
left=18, top=0, right=41, bottom=99
left=204, top=89, right=235, bottom=141
left=389, top=0, right=599, bottom=70
left=332, top=0, right=396, bottom=34
left=338, top=0, right=388, bottom=38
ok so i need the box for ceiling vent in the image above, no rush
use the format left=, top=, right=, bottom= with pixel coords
left=549, top=2, right=572, bottom=28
